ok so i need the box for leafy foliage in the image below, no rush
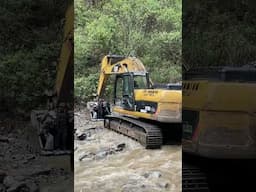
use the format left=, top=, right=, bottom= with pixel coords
left=74, top=73, right=99, bottom=102
left=75, top=0, right=182, bottom=101
left=0, top=0, right=68, bottom=113
left=183, top=0, right=256, bottom=68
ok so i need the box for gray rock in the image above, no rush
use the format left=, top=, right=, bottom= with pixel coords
left=24, top=154, right=36, bottom=163
left=13, top=176, right=26, bottom=182
left=157, top=181, right=169, bottom=189
left=122, top=184, right=141, bottom=192
left=87, top=132, right=92, bottom=137
left=142, top=173, right=150, bottom=178
left=3, top=176, right=15, bottom=188
left=142, top=171, right=161, bottom=179
left=116, top=143, right=126, bottom=151
left=151, top=171, right=162, bottom=178
left=95, top=151, right=108, bottom=160
left=26, top=182, right=39, bottom=192
left=79, top=152, right=95, bottom=161
left=77, top=133, right=87, bottom=140
left=127, top=178, right=138, bottom=185
left=29, top=168, right=51, bottom=177
left=7, top=182, right=29, bottom=192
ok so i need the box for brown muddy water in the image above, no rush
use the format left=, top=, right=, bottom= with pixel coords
left=74, top=108, right=181, bottom=192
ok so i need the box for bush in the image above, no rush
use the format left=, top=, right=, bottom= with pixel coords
left=74, top=73, right=99, bottom=102
left=74, top=0, right=182, bottom=101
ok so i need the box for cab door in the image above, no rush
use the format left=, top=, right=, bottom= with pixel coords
left=114, top=73, right=135, bottom=111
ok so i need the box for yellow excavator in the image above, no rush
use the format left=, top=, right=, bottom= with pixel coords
left=182, top=65, right=256, bottom=158
left=31, top=3, right=73, bottom=153
left=89, top=55, right=182, bottom=148
left=182, top=65, right=256, bottom=191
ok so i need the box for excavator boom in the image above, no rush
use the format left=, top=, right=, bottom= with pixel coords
left=97, top=55, right=148, bottom=98
left=90, top=55, right=182, bottom=148
left=56, top=4, right=74, bottom=103
left=31, top=4, right=74, bottom=153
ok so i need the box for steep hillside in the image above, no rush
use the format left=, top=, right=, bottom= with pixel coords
left=74, top=0, right=182, bottom=101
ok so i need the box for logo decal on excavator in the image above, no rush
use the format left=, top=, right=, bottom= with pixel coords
left=143, top=90, right=158, bottom=96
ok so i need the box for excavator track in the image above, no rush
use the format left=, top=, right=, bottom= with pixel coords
left=104, top=115, right=162, bottom=149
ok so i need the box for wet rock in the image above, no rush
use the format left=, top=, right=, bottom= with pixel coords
left=80, top=143, right=127, bottom=161
left=108, top=149, right=116, bottom=155
left=143, top=171, right=161, bottom=179
left=13, top=176, right=26, bottom=182
left=29, top=168, right=51, bottom=177
left=142, top=173, right=150, bottom=178
left=95, top=151, right=108, bottom=160
left=127, top=178, right=138, bottom=185
left=7, top=182, right=29, bottom=192
left=84, top=127, right=103, bottom=136
left=86, top=132, right=91, bottom=137
left=116, top=143, right=126, bottom=152
left=3, top=176, right=15, bottom=188
left=79, top=152, right=95, bottom=161
left=151, top=171, right=162, bottom=178
left=25, top=154, right=36, bottom=161
left=22, top=155, right=35, bottom=164
left=122, top=184, right=141, bottom=192
left=157, top=181, right=169, bottom=189
left=26, top=182, right=39, bottom=192
left=95, top=145, right=125, bottom=159
left=77, top=133, right=87, bottom=140
left=11, top=154, right=24, bottom=161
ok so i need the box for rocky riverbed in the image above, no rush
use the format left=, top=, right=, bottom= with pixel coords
left=74, top=107, right=181, bottom=192
left=0, top=117, right=73, bottom=192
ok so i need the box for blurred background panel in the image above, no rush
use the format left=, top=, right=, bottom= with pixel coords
left=182, top=0, right=256, bottom=191
left=0, top=1, right=74, bottom=191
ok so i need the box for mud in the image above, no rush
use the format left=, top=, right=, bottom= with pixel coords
left=74, top=108, right=181, bottom=192
left=0, top=117, right=73, bottom=192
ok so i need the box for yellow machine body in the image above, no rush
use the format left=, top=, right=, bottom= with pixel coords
left=114, top=89, right=181, bottom=123
left=55, top=4, right=74, bottom=102
left=97, top=55, right=182, bottom=124
left=183, top=80, right=256, bottom=158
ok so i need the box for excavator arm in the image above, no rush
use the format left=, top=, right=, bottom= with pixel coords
left=97, top=55, right=148, bottom=98
left=88, top=54, right=182, bottom=148
left=31, top=4, right=74, bottom=154
left=55, top=4, right=74, bottom=103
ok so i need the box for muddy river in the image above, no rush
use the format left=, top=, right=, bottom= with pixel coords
left=74, top=108, right=181, bottom=192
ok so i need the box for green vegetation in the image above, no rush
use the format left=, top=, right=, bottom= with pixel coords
left=183, top=0, right=256, bottom=69
left=0, top=0, right=69, bottom=114
left=75, top=0, right=182, bottom=101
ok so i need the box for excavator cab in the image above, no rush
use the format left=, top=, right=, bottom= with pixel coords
left=89, top=72, right=151, bottom=119
left=114, top=72, right=150, bottom=111
left=87, top=55, right=181, bottom=148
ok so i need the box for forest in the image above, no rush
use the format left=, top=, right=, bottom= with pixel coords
left=1, top=0, right=255, bottom=113
left=74, top=0, right=182, bottom=101
left=0, top=0, right=69, bottom=115
left=183, top=0, right=256, bottom=69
